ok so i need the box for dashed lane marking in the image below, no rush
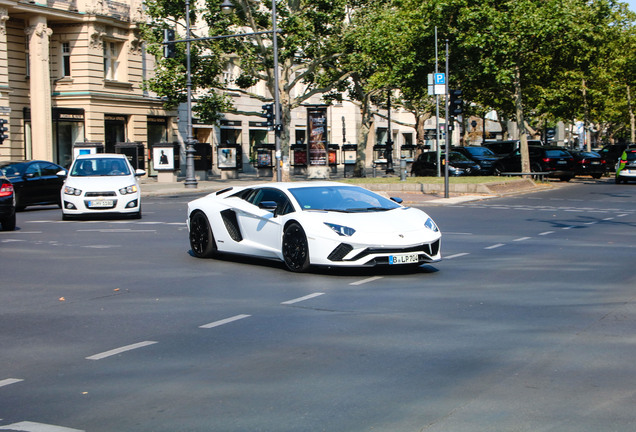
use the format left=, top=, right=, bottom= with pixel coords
left=0, top=378, right=23, bottom=388
left=513, top=237, right=531, bottom=242
left=349, top=276, right=384, bottom=286
left=0, top=421, right=84, bottom=432
left=444, top=253, right=470, bottom=260
left=86, top=341, right=157, bottom=361
left=539, top=231, right=555, bottom=236
left=281, top=293, right=325, bottom=305
left=484, top=243, right=505, bottom=250
left=199, top=314, right=251, bottom=329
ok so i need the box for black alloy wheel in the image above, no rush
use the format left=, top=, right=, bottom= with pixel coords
left=189, top=211, right=217, bottom=258
left=282, top=222, right=310, bottom=272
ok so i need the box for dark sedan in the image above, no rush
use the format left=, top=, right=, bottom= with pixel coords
left=569, top=150, right=606, bottom=179
left=411, top=151, right=481, bottom=177
left=0, top=174, right=16, bottom=230
left=0, top=160, right=66, bottom=211
left=493, top=146, right=575, bottom=181
left=452, top=146, right=500, bottom=175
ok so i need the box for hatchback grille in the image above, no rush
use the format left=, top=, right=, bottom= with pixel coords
left=85, top=192, right=116, bottom=197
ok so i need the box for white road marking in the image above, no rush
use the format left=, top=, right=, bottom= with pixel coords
left=281, top=292, right=325, bottom=305
left=0, top=421, right=84, bottom=432
left=1, top=239, right=26, bottom=243
left=513, top=237, right=531, bottom=242
left=76, top=229, right=156, bottom=233
left=86, top=341, right=157, bottom=360
left=82, top=245, right=121, bottom=249
left=0, top=378, right=23, bottom=388
left=602, top=217, right=615, bottom=221
left=444, top=253, right=470, bottom=259
left=539, top=231, right=554, bottom=236
left=617, top=214, right=628, bottom=217
left=484, top=243, right=505, bottom=250
left=562, top=226, right=576, bottom=230
left=199, top=314, right=251, bottom=329
left=0, top=231, right=42, bottom=234
left=349, top=276, right=384, bottom=286
left=583, top=221, right=598, bottom=225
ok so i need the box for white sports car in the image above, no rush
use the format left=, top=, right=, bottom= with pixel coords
left=187, top=181, right=442, bottom=272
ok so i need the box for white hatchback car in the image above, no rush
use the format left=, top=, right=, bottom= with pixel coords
left=60, top=153, right=145, bottom=220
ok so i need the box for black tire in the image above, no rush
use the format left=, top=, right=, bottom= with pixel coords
left=189, top=211, right=217, bottom=258
left=592, top=173, right=602, bottom=179
left=282, top=222, right=310, bottom=272
left=1, top=212, right=16, bottom=231
left=493, top=164, right=504, bottom=176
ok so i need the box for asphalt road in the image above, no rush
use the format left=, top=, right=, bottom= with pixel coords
left=1, top=178, right=635, bottom=432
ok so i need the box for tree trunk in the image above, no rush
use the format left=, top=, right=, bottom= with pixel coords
left=514, top=66, right=530, bottom=176
left=628, top=84, right=635, bottom=144
left=354, top=93, right=374, bottom=177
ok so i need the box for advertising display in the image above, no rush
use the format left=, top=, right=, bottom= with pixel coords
left=218, top=147, right=237, bottom=169
left=152, top=146, right=175, bottom=171
left=307, top=107, right=328, bottom=166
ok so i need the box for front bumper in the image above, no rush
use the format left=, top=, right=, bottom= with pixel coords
left=62, top=193, right=141, bottom=215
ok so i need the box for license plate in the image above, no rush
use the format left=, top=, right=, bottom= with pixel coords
left=88, top=200, right=114, bottom=208
left=591, top=161, right=600, bottom=165
left=557, top=160, right=567, bottom=164
left=389, top=253, right=419, bottom=265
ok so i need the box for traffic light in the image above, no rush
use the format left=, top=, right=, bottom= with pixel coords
left=163, top=29, right=176, bottom=59
left=0, top=119, right=8, bottom=145
left=262, top=103, right=274, bottom=127
left=449, top=89, right=463, bottom=116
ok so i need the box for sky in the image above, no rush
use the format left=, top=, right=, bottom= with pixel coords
left=627, top=0, right=636, bottom=12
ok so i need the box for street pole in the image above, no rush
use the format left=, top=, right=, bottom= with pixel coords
left=444, top=39, right=449, bottom=199
left=386, top=90, right=394, bottom=174
left=272, top=0, right=282, bottom=182
left=184, top=0, right=197, bottom=188
left=435, top=26, right=440, bottom=177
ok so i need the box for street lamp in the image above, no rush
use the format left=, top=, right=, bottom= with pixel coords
left=184, top=0, right=235, bottom=188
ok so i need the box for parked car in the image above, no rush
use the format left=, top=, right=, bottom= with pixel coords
left=411, top=151, right=481, bottom=177
left=615, top=148, right=636, bottom=183
left=187, top=182, right=441, bottom=272
left=493, top=146, right=575, bottom=181
left=569, top=150, right=606, bottom=179
left=482, top=139, right=544, bottom=157
left=452, top=146, right=501, bottom=175
left=597, top=143, right=630, bottom=171
left=0, top=160, right=67, bottom=211
left=0, top=174, right=16, bottom=231
left=60, top=153, right=145, bottom=220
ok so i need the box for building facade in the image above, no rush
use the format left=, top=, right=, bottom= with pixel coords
left=0, top=0, right=176, bottom=168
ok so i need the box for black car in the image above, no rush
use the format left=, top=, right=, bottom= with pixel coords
left=597, top=143, right=630, bottom=171
left=0, top=174, right=16, bottom=231
left=411, top=151, right=481, bottom=177
left=452, top=146, right=500, bottom=175
left=493, top=146, right=575, bottom=181
left=482, top=139, right=544, bottom=157
left=569, top=150, right=606, bottom=179
left=0, top=160, right=66, bottom=211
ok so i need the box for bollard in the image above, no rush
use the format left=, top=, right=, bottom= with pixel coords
left=400, top=157, right=407, bottom=181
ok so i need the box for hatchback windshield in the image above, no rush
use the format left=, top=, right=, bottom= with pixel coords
left=289, top=186, right=401, bottom=212
left=70, top=158, right=131, bottom=177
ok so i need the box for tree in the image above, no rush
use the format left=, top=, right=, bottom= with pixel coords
left=143, top=0, right=352, bottom=179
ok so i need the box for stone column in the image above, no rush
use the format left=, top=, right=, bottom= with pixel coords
left=25, top=16, right=53, bottom=162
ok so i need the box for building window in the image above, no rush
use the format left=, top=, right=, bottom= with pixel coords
left=62, top=42, right=71, bottom=77
left=103, top=42, right=121, bottom=80
left=25, top=36, right=30, bottom=77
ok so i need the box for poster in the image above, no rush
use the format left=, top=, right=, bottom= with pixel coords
left=307, top=107, right=328, bottom=166
left=218, top=147, right=237, bottom=169
left=153, top=146, right=174, bottom=170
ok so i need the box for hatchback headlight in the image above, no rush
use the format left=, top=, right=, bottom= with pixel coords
left=119, top=185, right=138, bottom=195
left=64, top=186, right=82, bottom=196
left=424, top=217, right=439, bottom=232
left=325, top=223, right=356, bottom=237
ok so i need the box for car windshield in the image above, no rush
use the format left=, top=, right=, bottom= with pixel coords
left=545, top=150, right=571, bottom=158
left=464, top=147, right=495, bottom=156
left=0, top=162, right=25, bottom=177
left=626, top=151, right=636, bottom=161
left=70, top=158, right=131, bottom=177
left=447, top=152, right=471, bottom=162
left=289, top=185, right=401, bottom=213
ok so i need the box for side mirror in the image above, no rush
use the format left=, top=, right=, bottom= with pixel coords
left=258, top=201, right=278, bottom=215
left=134, top=169, right=146, bottom=177
left=56, top=170, right=68, bottom=179
left=390, top=197, right=403, bottom=204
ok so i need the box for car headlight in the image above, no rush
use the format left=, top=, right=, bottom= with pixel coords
left=325, top=222, right=356, bottom=237
left=424, top=217, right=439, bottom=232
left=64, top=186, right=82, bottom=196
left=119, top=185, right=138, bottom=195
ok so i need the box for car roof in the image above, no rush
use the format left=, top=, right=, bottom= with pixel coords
left=74, top=153, right=127, bottom=160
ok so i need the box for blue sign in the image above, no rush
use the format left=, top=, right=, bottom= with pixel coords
left=434, top=73, right=445, bottom=85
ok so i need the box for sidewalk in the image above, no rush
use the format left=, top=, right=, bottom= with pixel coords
left=139, top=174, right=541, bottom=206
